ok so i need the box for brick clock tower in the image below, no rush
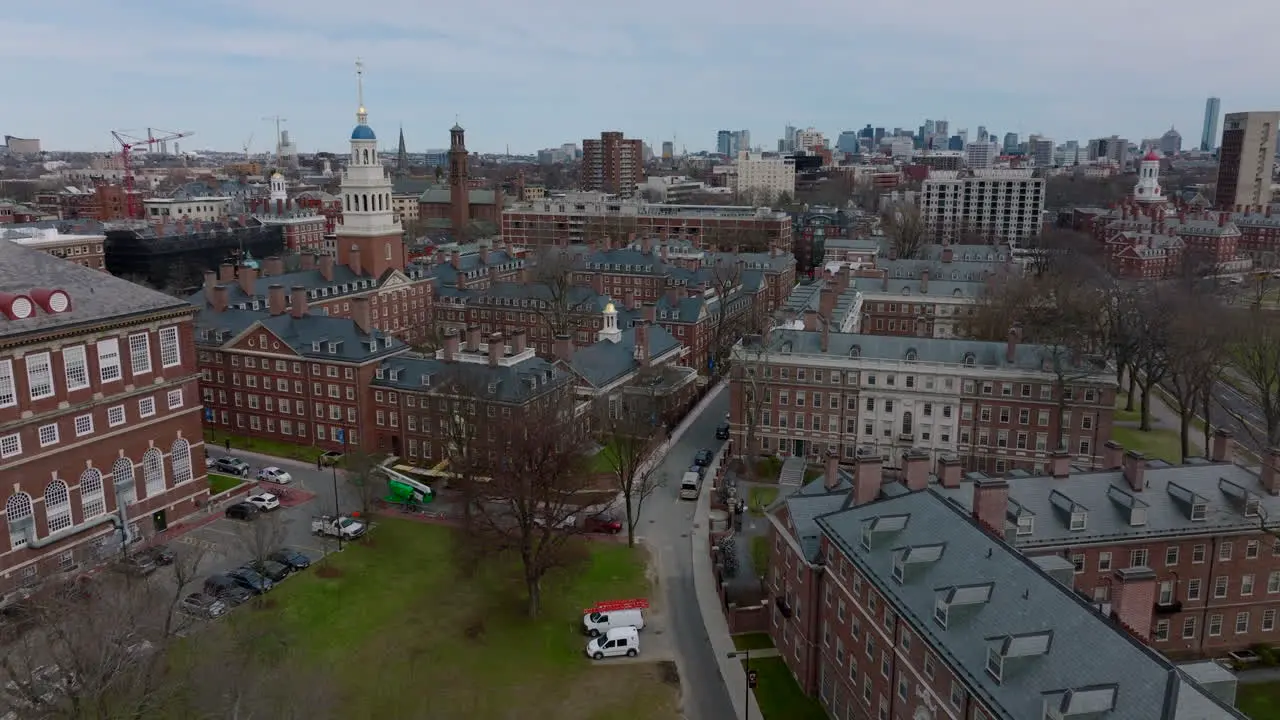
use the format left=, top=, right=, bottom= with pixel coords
left=337, top=59, right=404, bottom=278
left=449, top=123, right=471, bottom=234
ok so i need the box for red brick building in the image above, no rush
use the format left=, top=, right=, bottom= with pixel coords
left=582, top=131, right=644, bottom=197
left=416, top=125, right=503, bottom=235
left=249, top=173, right=327, bottom=254
left=294, top=190, right=343, bottom=239
left=0, top=238, right=208, bottom=606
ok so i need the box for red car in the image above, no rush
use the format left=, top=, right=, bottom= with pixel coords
left=584, top=514, right=623, bottom=534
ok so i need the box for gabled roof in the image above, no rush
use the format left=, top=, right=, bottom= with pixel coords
left=194, top=307, right=405, bottom=363
left=372, top=352, right=569, bottom=403
left=562, top=324, right=682, bottom=388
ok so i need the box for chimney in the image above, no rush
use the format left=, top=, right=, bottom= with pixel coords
left=591, top=272, right=605, bottom=296
left=852, top=448, right=882, bottom=505
left=301, top=253, right=316, bottom=271
left=290, top=286, right=308, bottom=318
left=881, top=272, right=889, bottom=292
left=903, top=449, right=930, bottom=491
left=267, top=284, right=286, bottom=316
left=211, top=284, right=229, bottom=312
left=1262, top=448, right=1280, bottom=495
left=803, top=309, right=820, bottom=331
left=479, top=246, right=489, bottom=265
left=348, top=247, right=363, bottom=276
left=203, top=270, right=217, bottom=294
left=819, top=287, right=836, bottom=319
left=511, top=329, right=528, bottom=354
left=1110, top=567, right=1157, bottom=641
left=661, top=244, right=669, bottom=262
left=1268, top=205, right=1274, bottom=219
left=1211, top=429, right=1233, bottom=464
left=465, top=325, right=482, bottom=352
left=1049, top=449, right=1071, bottom=479
left=553, top=333, right=574, bottom=361
left=642, top=302, right=656, bottom=324
left=635, top=322, right=650, bottom=367
left=264, top=255, right=284, bottom=277
left=665, top=285, right=680, bottom=307
left=319, top=255, right=335, bottom=281
left=941, top=246, right=953, bottom=263
left=641, top=235, right=654, bottom=254
left=351, top=296, right=372, bottom=334
left=972, top=478, right=1009, bottom=537
left=823, top=450, right=842, bottom=491
left=488, top=332, right=504, bottom=367
left=435, top=250, right=447, bottom=265
left=276, top=198, right=283, bottom=215
left=451, top=250, right=461, bottom=269
left=219, top=263, right=236, bottom=282
left=936, top=454, right=962, bottom=489
left=919, top=269, right=929, bottom=293
left=1103, top=440, right=1124, bottom=469
left=456, top=272, right=468, bottom=291
left=237, top=265, right=259, bottom=298
left=888, top=244, right=898, bottom=260
left=1219, top=212, right=1227, bottom=227
left=487, top=266, right=498, bottom=287
left=619, top=289, right=635, bottom=311
left=1122, top=450, right=1146, bottom=491
left=1005, top=324, right=1021, bottom=364
left=443, top=328, right=461, bottom=361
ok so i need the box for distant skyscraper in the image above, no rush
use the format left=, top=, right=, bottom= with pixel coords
left=1030, top=137, right=1054, bottom=168
left=1159, top=127, right=1182, bottom=155
left=1215, top=111, right=1280, bottom=210
left=661, top=141, right=674, bottom=160
left=1201, top=97, right=1221, bottom=152
left=1003, top=132, right=1018, bottom=153
left=783, top=125, right=797, bottom=152
left=835, top=131, right=861, bottom=154
left=717, top=130, right=733, bottom=156
left=957, top=129, right=969, bottom=146
left=733, top=130, right=751, bottom=155
left=977, top=126, right=988, bottom=142
left=934, top=120, right=949, bottom=138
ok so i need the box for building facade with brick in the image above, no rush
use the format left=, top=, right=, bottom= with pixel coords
left=0, top=238, right=208, bottom=607
left=250, top=172, right=327, bottom=255
left=582, top=131, right=644, bottom=197
left=416, top=125, right=503, bottom=234
left=0, top=226, right=106, bottom=271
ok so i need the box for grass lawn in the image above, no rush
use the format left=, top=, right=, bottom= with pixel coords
left=591, top=442, right=622, bottom=474
left=742, top=657, right=828, bottom=720
left=1114, top=393, right=1141, bottom=423
left=231, top=518, right=679, bottom=720
left=748, top=486, right=779, bottom=515
left=1111, top=426, right=1185, bottom=464
left=207, top=473, right=245, bottom=495
left=750, top=535, right=771, bottom=577
left=1238, top=680, right=1280, bottom=719
left=204, top=429, right=322, bottom=463
left=732, top=632, right=775, bottom=651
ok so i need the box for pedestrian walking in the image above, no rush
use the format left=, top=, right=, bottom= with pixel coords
left=224, top=438, right=231, bottom=453
left=317, top=455, right=322, bottom=471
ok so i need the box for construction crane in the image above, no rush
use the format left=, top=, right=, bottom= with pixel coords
left=262, top=116, right=287, bottom=163
left=242, top=132, right=255, bottom=161
left=111, top=127, right=194, bottom=219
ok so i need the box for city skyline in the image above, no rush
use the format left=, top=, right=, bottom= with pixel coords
left=6, top=0, right=1280, bottom=155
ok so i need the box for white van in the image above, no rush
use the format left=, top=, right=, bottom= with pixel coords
left=679, top=470, right=701, bottom=500
left=583, top=607, right=645, bottom=636
left=586, top=626, right=640, bottom=659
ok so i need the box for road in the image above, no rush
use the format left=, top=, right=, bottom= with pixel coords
left=635, top=390, right=737, bottom=720
left=1205, top=378, right=1272, bottom=457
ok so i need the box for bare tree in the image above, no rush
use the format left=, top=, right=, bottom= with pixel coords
left=1129, top=288, right=1177, bottom=431
left=707, top=258, right=749, bottom=378
left=528, top=248, right=593, bottom=339
left=1165, top=300, right=1228, bottom=462
left=593, top=396, right=666, bottom=547
left=1227, top=313, right=1280, bottom=446
left=881, top=200, right=926, bottom=259
left=234, top=512, right=290, bottom=602
left=734, top=334, right=774, bottom=475
left=343, top=449, right=384, bottom=518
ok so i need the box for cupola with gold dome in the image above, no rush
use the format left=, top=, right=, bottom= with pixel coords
left=598, top=301, right=621, bottom=343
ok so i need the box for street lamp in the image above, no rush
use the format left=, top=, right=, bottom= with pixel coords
left=726, top=650, right=758, bottom=720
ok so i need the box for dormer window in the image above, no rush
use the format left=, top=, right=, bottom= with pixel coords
left=933, top=597, right=949, bottom=629
left=311, top=341, right=321, bottom=352
left=891, top=556, right=905, bottom=583
left=327, top=342, right=338, bottom=353
left=963, top=352, right=976, bottom=366
left=375, top=368, right=385, bottom=379
left=1016, top=515, right=1035, bottom=536
left=1190, top=502, right=1207, bottom=521
left=905, top=348, right=917, bottom=362
left=487, top=382, right=498, bottom=394
left=1069, top=511, right=1087, bottom=531
left=985, top=646, right=1004, bottom=683
left=1246, top=496, right=1261, bottom=518
left=859, top=524, right=872, bottom=551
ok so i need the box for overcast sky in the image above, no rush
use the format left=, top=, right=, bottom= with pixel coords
left=7, top=0, right=1279, bottom=155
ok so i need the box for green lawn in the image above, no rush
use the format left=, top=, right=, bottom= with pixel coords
left=1111, top=426, right=1185, bottom=464
left=204, top=429, right=323, bottom=463
left=207, top=473, right=245, bottom=495
left=1114, top=393, right=1141, bottom=423
left=1238, top=680, right=1280, bottom=719
left=750, top=535, right=771, bottom=577
left=218, top=519, right=678, bottom=719
left=732, top=632, right=775, bottom=651
left=742, top=657, right=828, bottom=720
left=748, top=486, right=779, bottom=515
left=591, top=442, right=622, bottom=474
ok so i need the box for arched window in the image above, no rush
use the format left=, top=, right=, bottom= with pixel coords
left=963, top=352, right=976, bottom=367
left=362, top=194, right=369, bottom=212
left=362, top=148, right=370, bottom=164
left=171, top=438, right=193, bottom=485
left=902, top=412, right=914, bottom=436
left=905, top=348, right=917, bottom=362
left=44, top=480, right=71, bottom=534
left=80, top=468, right=106, bottom=519
left=345, top=194, right=351, bottom=212
left=143, top=448, right=166, bottom=497
left=6, top=493, right=33, bottom=549
left=112, top=457, right=136, bottom=505
left=849, top=344, right=861, bottom=358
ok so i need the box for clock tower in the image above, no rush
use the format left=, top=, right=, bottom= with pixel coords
left=449, top=123, right=471, bottom=234
left=337, top=58, right=404, bottom=277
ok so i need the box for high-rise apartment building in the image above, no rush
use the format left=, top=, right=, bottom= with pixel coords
left=660, top=141, right=674, bottom=160
left=920, top=169, right=1045, bottom=244
left=1087, top=136, right=1128, bottom=167
left=795, top=128, right=826, bottom=152
left=1029, top=137, right=1055, bottom=168
left=717, top=130, right=733, bottom=156
left=1215, top=111, right=1280, bottom=211
left=1201, top=97, right=1222, bottom=152
left=735, top=151, right=796, bottom=201
left=964, top=141, right=998, bottom=169
left=783, top=125, right=797, bottom=152
left=581, top=131, right=644, bottom=197
left=1003, top=132, right=1019, bottom=154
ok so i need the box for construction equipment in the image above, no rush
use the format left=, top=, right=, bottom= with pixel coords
left=241, top=132, right=254, bottom=161
left=111, top=128, right=194, bottom=219
left=262, top=116, right=287, bottom=163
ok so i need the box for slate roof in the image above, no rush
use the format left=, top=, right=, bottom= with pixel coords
left=0, top=238, right=194, bottom=340
left=426, top=248, right=522, bottom=288
left=193, top=306, right=405, bottom=363
left=815, top=490, right=1243, bottom=720
left=563, top=324, right=683, bottom=388
left=372, top=352, right=569, bottom=403
left=391, top=177, right=435, bottom=196
left=186, top=262, right=433, bottom=309
left=419, top=187, right=499, bottom=205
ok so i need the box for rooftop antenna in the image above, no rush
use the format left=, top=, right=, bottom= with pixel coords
left=355, top=57, right=367, bottom=126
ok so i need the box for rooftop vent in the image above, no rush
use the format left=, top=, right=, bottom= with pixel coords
left=29, top=288, right=72, bottom=314
left=0, top=292, right=35, bottom=320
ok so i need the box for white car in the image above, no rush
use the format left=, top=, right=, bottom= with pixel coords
left=246, top=493, right=281, bottom=512
left=257, top=467, right=293, bottom=485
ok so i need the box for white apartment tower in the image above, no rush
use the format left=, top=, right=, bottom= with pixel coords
left=795, top=128, right=826, bottom=152
left=735, top=151, right=796, bottom=201
left=919, top=169, right=1045, bottom=244
left=965, top=141, right=997, bottom=169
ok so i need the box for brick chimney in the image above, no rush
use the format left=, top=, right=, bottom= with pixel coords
left=290, top=286, right=308, bottom=318
left=478, top=246, right=489, bottom=265
left=853, top=448, right=882, bottom=506
left=941, top=247, right=953, bottom=263
left=1103, top=440, right=1124, bottom=469
left=267, top=284, right=286, bottom=316
left=219, top=263, right=236, bottom=282
left=1122, top=450, right=1146, bottom=491
left=624, top=289, right=636, bottom=311
left=1049, top=449, right=1071, bottom=479
left=238, top=265, right=259, bottom=297
left=211, top=284, right=229, bottom=312
left=443, top=328, right=460, bottom=362
left=301, top=253, right=316, bottom=271
left=351, top=296, right=372, bottom=334
left=451, top=250, right=461, bottom=270
left=661, top=244, right=669, bottom=262
left=319, top=255, right=335, bottom=281
left=348, top=247, right=363, bottom=276
left=635, top=322, right=650, bottom=367
left=641, top=235, right=654, bottom=254
left=553, top=333, right=574, bottom=361
left=936, top=454, right=962, bottom=488
left=1261, top=448, right=1280, bottom=495
left=1005, top=325, right=1021, bottom=364
left=819, top=287, right=836, bottom=320
left=919, top=269, right=929, bottom=293
left=1219, top=212, right=1227, bottom=227
left=665, top=285, right=680, bottom=306
left=824, top=450, right=842, bottom=491
left=803, top=309, right=821, bottom=331
left=903, top=449, right=930, bottom=491
left=511, top=329, right=528, bottom=354
left=203, top=270, right=217, bottom=294
left=465, top=325, right=482, bottom=352
left=591, top=272, right=605, bottom=296
left=1110, top=567, right=1157, bottom=641
left=1211, top=429, right=1233, bottom=464
left=264, top=255, right=284, bottom=277
left=488, top=332, right=504, bottom=366
left=642, top=302, right=656, bottom=324
left=973, top=478, right=1009, bottom=537
left=837, top=265, right=851, bottom=291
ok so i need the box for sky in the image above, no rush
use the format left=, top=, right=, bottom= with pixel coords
left=7, top=0, right=1280, bottom=156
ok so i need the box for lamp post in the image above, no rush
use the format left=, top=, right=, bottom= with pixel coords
left=726, top=649, right=757, bottom=720
left=331, top=428, right=347, bottom=551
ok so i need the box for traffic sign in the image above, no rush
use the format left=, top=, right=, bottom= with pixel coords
left=747, top=669, right=758, bottom=688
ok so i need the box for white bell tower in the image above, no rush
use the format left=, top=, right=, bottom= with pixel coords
left=598, top=302, right=622, bottom=343
left=269, top=171, right=288, bottom=205
left=339, top=57, right=400, bottom=237
left=1133, top=149, right=1164, bottom=205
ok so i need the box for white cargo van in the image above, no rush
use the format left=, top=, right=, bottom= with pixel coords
left=679, top=470, right=701, bottom=500
left=586, top=626, right=640, bottom=659
left=583, top=607, right=645, bottom=636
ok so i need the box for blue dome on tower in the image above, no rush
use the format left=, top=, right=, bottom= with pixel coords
left=351, top=124, right=376, bottom=141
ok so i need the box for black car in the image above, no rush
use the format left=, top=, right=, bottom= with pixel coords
left=693, top=449, right=713, bottom=467
left=269, top=548, right=311, bottom=570
left=224, top=502, right=260, bottom=521
left=715, top=423, right=730, bottom=440
left=246, top=560, right=291, bottom=583
left=203, top=574, right=253, bottom=606
left=688, top=463, right=706, bottom=479
left=226, top=568, right=273, bottom=595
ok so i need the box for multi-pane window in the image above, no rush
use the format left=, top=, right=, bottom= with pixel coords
left=0, top=359, right=14, bottom=408
left=74, top=414, right=93, bottom=437
left=0, top=433, right=21, bottom=458
left=44, top=481, right=72, bottom=534
left=1209, top=614, right=1223, bottom=636
left=1182, top=617, right=1197, bottom=639
left=138, top=397, right=156, bottom=418
left=1265, top=610, right=1277, bottom=632
left=107, top=405, right=126, bottom=427
left=167, top=389, right=184, bottom=410
left=79, top=469, right=106, bottom=519
left=158, top=326, right=181, bottom=367
left=26, top=352, right=54, bottom=400
left=97, top=339, right=122, bottom=382
left=1236, top=612, right=1250, bottom=634
left=171, top=439, right=193, bottom=484
left=142, top=448, right=165, bottom=497
left=37, top=423, right=59, bottom=447
left=62, top=345, right=89, bottom=391
left=128, top=333, right=152, bottom=375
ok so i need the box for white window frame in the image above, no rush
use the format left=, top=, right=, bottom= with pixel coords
left=167, top=389, right=184, bottom=409
left=37, top=423, right=60, bottom=447
left=74, top=414, right=93, bottom=437
left=26, top=352, right=54, bottom=401
left=0, top=433, right=20, bottom=459
left=0, top=359, right=15, bottom=408
left=158, top=326, right=181, bottom=368
left=62, top=345, right=90, bottom=392
left=107, top=405, right=126, bottom=427
left=97, top=338, right=122, bottom=382
left=138, top=397, right=156, bottom=418
left=128, top=333, right=152, bottom=376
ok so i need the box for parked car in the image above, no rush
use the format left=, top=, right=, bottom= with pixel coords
left=224, top=502, right=260, bottom=521
left=715, top=423, right=730, bottom=440
left=144, top=544, right=176, bottom=565
left=112, top=553, right=159, bottom=577
left=202, top=575, right=253, bottom=606
left=246, top=560, right=291, bottom=583
left=688, top=463, right=706, bottom=479
left=583, top=513, right=623, bottom=534
left=269, top=548, right=311, bottom=570
left=211, top=457, right=251, bottom=477
left=179, top=592, right=228, bottom=619
left=311, top=515, right=366, bottom=539
left=226, top=567, right=273, bottom=595
left=585, top=626, right=640, bottom=659
left=533, top=513, right=577, bottom=530
left=246, top=492, right=281, bottom=512
left=318, top=451, right=344, bottom=467
left=257, top=466, right=293, bottom=485
left=693, top=449, right=713, bottom=467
